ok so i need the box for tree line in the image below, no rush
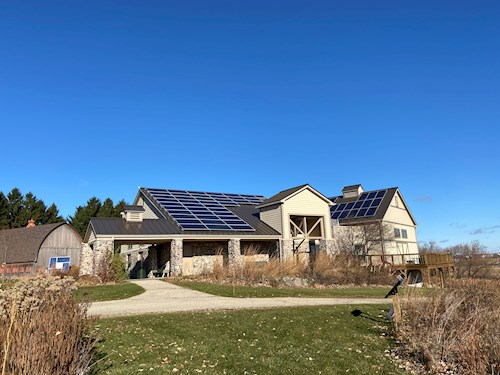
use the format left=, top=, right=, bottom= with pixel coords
left=0, top=188, right=126, bottom=236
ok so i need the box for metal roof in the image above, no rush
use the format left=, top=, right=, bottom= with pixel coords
left=89, top=205, right=280, bottom=238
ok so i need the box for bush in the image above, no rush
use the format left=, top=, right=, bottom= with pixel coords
left=396, top=279, right=500, bottom=374
left=97, top=252, right=127, bottom=283
left=0, top=276, right=99, bottom=374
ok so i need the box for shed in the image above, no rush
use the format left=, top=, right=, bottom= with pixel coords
left=0, top=222, right=82, bottom=277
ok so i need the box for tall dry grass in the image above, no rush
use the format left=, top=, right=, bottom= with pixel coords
left=0, top=276, right=99, bottom=375
left=397, top=279, right=500, bottom=374
left=209, top=247, right=392, bottom=286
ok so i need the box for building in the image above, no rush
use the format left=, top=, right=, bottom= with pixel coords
left=0, top=221, right=82, bottom=277
left=81, top=183, right=418, bottom=277
left=329, top=184, right=418, bottom=263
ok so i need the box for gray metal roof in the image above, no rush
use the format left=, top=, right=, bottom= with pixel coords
left=258, top=184, right=308, bottom=206
left=89, top=205, right=280, bottom=238
left=0, top=223, right=75, bottom=264
left=123, top=205, right=145, bottom=212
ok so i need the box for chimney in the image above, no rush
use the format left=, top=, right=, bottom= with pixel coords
left=26, top=219, right=36, bottom=228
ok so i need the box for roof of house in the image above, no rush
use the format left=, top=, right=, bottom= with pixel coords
left=123, top=205, right=145, bottom=212
left=89, top=205, right=280, bottom=239
left=259, top=184, right=308, bottom=206
left=0, top=223, right=68, bottom=264
left=330, top=187, right=416, bottom=225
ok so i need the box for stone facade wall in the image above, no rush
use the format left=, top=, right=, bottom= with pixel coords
left=94, top=240, right=114, bottom=276
left=319, top=239, right=336, bottom=255
left=228, top=239, right=242, bottom=268
left=191, top=255, right=224, bottom=275
left=170, top=239, right=183, bottom=276
left=79, top=243, right=94, bottom=275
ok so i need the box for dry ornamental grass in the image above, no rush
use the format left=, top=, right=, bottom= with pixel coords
left=0, top=276, right=99, bottom=375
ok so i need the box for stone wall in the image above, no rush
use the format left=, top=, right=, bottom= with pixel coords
left=191, top=255, right=224, bottom=275
left=228, top=239, right=242, bottom=268
left=319, top=239, right=336, bottom=255
left=94, top=240, right=114, bottom=276
left=170, top=239, right=183, bottom=276
left=280, top=239, right=294, bottom=259
left=79, top=243, right=94, bottom=275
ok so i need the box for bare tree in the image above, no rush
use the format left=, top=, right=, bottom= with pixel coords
left=332, top=221, right=395, bottom=257
left=445, top=241, right=496, bottom=279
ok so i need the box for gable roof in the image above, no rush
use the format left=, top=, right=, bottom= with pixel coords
left=330, top=187, right=417, bottom=226
left=87, top=209, right=280, bottom=240
left=257, top=184, right=333, bottom=209
left=0, top=223, right=71, bottom=264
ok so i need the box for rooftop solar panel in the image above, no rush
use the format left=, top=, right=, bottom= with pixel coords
left=330, top=189, right=388, bottom=221
left=143, top=188, right=265, bottom=231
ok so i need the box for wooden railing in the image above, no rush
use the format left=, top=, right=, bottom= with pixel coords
left=365, top=252, right=454, bottom=267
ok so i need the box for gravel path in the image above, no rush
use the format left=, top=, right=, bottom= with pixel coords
left=88, top=279, right=390, bottom=317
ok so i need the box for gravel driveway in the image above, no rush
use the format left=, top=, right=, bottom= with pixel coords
left=88, top=279, right=390, bottom=317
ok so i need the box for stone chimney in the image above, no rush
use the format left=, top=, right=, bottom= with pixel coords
left=26, top=219, right=36, bottom=228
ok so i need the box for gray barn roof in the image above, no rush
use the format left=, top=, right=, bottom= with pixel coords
left=0, top=223, right=69, bottom=264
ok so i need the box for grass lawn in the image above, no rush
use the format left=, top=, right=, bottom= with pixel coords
left=94, top=305, right=406, bottom=375
left=74, top=282, right=145, bottom=302
left=169, top=280, right=391, bottom=298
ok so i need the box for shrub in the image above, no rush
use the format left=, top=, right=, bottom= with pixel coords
left=97, top=252, right=127, bottom=283
left=0, top=276, right=99, bottom=375
left=396, top=279, right=500, bottom=374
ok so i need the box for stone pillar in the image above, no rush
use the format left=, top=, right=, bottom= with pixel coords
left=94, top=240, right=114, bottom=276
left=319, top=239, right=336, bottom=255
left=170, top=239, right=183, bottom=276
left=280, top=239, right=294, bottom=260
left=149, top=245, right=158, bottom=270
left=228, top=238, right=242, bottom=268
left=79, top=243, right=94, bottom=275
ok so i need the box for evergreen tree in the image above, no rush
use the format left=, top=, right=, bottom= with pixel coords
left=68, top=197, right=102, bottom=237
left=113, top=199, right=127, bottom=217
left=20, top=192, right=47, bottom=225
left=97, top=198, right=115, bottom=217
left=44, top=203, right=64, bottom=224
left=7, top=188, right=25, bottom=228
left=0, top=192, right=9, bottom=229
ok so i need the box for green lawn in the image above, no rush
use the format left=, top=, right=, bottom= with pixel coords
left=169, top=280, right=391, bottom=298
left=74, top=282, right=145, bottom=302
left=94, top=305, right=406, bottom=375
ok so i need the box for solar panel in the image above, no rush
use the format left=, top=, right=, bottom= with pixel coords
left=330, top=189, right=388, bottom=221
left=144, top=188, right=265, bottom=231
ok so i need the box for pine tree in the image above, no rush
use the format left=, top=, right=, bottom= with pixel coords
left=0, top=192, right=9, bottom=229
left=7, top=188, right=25, bottom=228
left=97, top=198, right=115, bottom=217
left=44, top=203, right=64, bottom=224
left=20, top=192, right=47, bottom=225
left=69, top=197, right=102, bottom=237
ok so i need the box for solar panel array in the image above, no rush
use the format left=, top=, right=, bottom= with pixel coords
left=144, top=188, right=265, bottom=231
left=330, top=189, right=387, bottom=220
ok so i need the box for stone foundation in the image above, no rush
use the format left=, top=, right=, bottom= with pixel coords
left=79, top=243, right=94, bottom=275
left=280, top=240, right=294, bottom=260
left=228, top=238, right=242, bottom=268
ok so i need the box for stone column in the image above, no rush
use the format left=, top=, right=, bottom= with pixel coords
left=319, top=239, right=336, bottom=255
left=94, top=240, right=114, bottom=276
left=149, top=245, right=158, bottom=270
left=170, top=239, right=183, bottom=276
left=79, top=243, right=94, bottom=275
left=228, top=238, right=242, bottom=268
left=280, top=239, right=294, bottom=260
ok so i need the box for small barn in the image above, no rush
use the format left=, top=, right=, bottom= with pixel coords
left=0, top=222, right=82, bottom=277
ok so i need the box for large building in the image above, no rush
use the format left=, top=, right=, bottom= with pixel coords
left=81, top=184, right=418, bottom=277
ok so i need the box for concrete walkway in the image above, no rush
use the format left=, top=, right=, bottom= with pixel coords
left=88, top=279, right=390, bottom=317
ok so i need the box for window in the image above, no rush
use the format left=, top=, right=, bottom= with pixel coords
left=48, top=256, right=70, bottom=272
left=394, top=228, right=401, bottom=238
left=402, top=229, right=408, bottom=239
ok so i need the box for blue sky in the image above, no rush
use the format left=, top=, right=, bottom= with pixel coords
left=1, top=1, right=499, bottom=250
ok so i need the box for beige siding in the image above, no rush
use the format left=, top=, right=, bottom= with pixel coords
left=36, top=225, right=82, bottom=269
left=384, top=191, right=415, bottom=226
left=259, top=204, right=282, bottom=233
left=281, top=189, right=332, bottom=239
left=137, top=196, right=160, bottom=219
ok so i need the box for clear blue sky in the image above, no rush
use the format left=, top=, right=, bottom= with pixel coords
left=1, top=1, right=499, bottom=251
